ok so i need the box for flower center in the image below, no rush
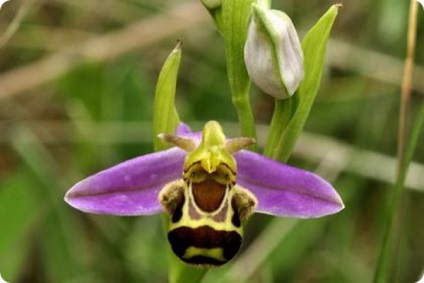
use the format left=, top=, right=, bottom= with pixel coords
left=192, top=178, right=226, bottom=212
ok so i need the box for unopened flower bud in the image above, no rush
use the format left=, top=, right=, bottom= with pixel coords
left=244, top=3, right=304, bottom=99
left=0, top=0, right=11, bottom=9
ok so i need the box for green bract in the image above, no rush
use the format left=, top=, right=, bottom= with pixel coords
left=153, top=42, right=182, bottom=151
left=244, top=3, right=304, bottom=99
left=265, top=4, right=341, bottom=161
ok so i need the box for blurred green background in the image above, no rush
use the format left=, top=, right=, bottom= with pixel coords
left=0, top=0, right=423, bottom=282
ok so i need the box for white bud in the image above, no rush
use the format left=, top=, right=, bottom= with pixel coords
left=244, top=3, right=304, bottom=99
left=0, top=0, right=11, bottom=9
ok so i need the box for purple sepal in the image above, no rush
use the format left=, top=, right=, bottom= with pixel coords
left=64, top=147, right=185, bottom=215
left=235, top=150, right=344, bottom=218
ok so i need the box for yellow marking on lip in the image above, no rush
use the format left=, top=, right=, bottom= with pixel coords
left=183, top=247, right=226, bottom=262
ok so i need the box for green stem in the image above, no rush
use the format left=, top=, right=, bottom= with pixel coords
left=264, top=98, right=293, bottom=159
left=222, top=0, right=257, bottom=144
left=231, top=93, right=257, bottom=142
left=397, top=0, right=418, bottom=175
left=374, top=105, right=424, bottom=282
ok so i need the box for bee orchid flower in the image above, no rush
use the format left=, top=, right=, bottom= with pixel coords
left=65, top=121, right=344, bottom=266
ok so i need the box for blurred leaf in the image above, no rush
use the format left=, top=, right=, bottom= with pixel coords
left=41, top=209, right=82, bottom=282
left=0, top=172, right=39, bottom=281
left=103, top=56, right=154, bottom=158
left=169, top=253, right=208, bottom=283
left=378, top=0, right=408, bottom=49
left=103, top=55, right=153, bottom=122
left=0, top=173, right=38, bottom=255
left=267, top=219, right=327, bottom=282
left=375, top=105, right=424, bottom=282
left=126, top=217, right=168, bottom=282
left=11, top=127, right=85, bottom=282
left=57, top=63, right=105, bottom=121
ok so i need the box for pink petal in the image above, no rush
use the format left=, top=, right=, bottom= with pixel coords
left=235, top=150, right=344, bottom=218
left=65, top=147, right=185, bottom=215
